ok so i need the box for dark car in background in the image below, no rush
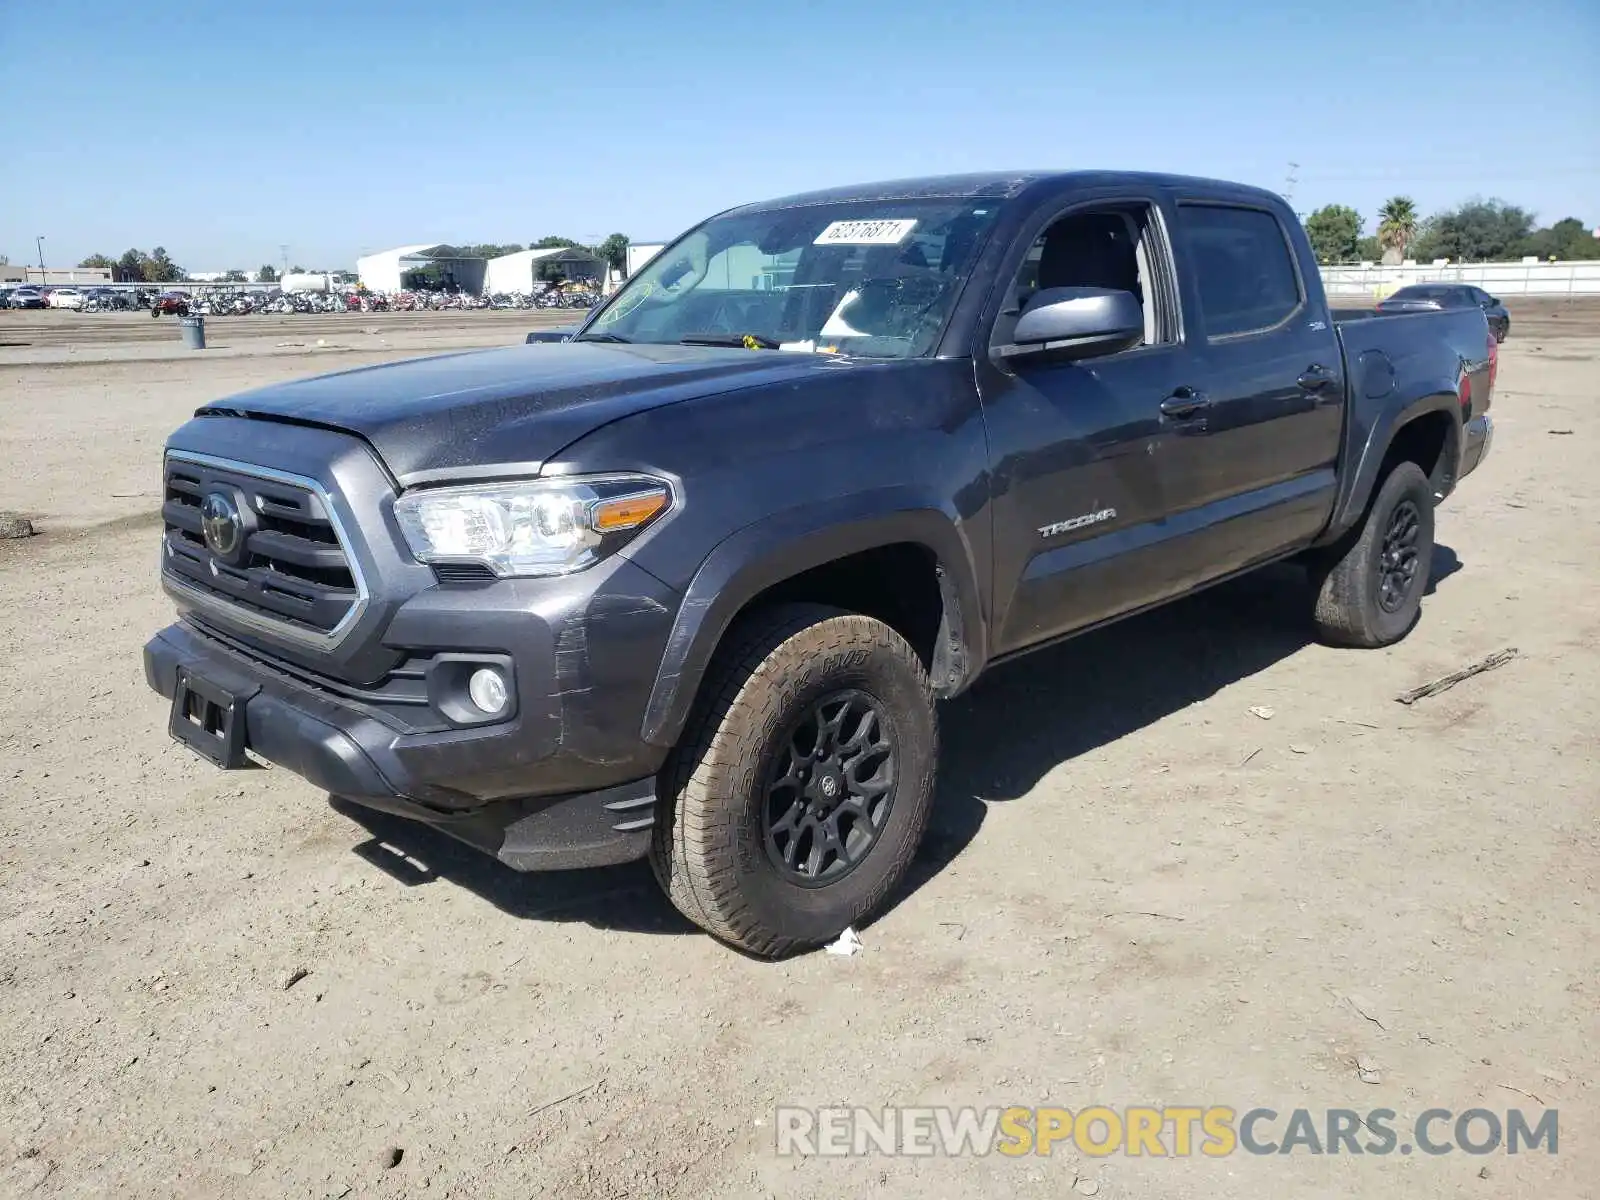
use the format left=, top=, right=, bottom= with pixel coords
left=1378, top=283, right=1510, bottom=342
left=83, top=287, right=130, bottom=312
left=6, top=286, right=49, bottom=309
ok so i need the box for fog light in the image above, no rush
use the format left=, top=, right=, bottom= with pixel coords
left=467, top=668, right=509, bottom=715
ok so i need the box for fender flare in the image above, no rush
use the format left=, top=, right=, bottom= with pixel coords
left=639, top=490, right=986, bottom=748
left=1317, top=390, right=1463, bottom=546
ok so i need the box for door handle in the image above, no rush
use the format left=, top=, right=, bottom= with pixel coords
left=1160, top=387, right=1211, bottom=419
left=1298, top=364, right=1336, bottom=391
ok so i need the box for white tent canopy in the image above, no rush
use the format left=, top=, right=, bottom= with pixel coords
left=356, top=244, right=488, bottom=294
left=484, top=247, right=603, bottom=295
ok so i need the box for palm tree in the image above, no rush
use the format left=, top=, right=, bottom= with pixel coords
left=1377, top=196, right=1419, bottom=262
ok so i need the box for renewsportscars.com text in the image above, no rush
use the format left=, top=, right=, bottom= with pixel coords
left=775, top=1105, right=1559, bottom=1158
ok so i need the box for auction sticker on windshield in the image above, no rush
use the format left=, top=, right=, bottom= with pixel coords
left=814, top=219, right=918, bottom=246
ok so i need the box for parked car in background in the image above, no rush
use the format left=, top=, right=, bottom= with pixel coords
left=6, top=286, right=49, bottom=309
left=47, top=287, right=86, bottom=310
left=151, top=291, right=191, bottom=317
left=1378, top=284, right=1510, bottom=342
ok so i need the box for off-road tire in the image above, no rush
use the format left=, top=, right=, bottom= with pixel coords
left=1311, top=461, right=1435, bottom=648
left=650, top=603, right=937, bottom=957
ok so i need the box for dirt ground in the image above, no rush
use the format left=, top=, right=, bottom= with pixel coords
left=1, top=300, right=1596, bottom=1199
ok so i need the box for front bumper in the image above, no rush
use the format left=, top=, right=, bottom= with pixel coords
left=144, top=604, right=668, bottom=871
left=1461, top=412, right=1494, bottom=477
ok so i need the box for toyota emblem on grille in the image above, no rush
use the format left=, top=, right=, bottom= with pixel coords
left=201, top=491, right=243, bottom=558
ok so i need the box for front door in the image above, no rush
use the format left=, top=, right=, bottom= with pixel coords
left=975, top=198, right=1203, bottom=654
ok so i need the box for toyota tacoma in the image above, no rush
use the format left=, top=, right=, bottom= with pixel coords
left=145, top=171, right=1496, bottom=956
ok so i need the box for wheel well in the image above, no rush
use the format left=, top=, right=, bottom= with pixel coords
left=1382, top=410, right=1457, bottom=497
left=734, top=543, right=959, bottom=691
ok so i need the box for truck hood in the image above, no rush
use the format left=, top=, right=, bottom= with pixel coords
left=200, top=342, right=857, bottom=484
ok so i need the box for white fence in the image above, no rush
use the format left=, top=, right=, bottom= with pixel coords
left=1321, top=260, right=1600, bottom=299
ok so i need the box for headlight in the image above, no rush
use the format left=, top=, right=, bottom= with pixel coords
left=393, top=475, right=672, bottom=577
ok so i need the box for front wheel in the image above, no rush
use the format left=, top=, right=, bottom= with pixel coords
left=1310, top=461, right=1435, bottom=647
left=651, top=604, right=937, bottom=957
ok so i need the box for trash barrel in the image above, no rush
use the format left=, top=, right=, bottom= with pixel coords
left=179, top=315, right=206, bottom=350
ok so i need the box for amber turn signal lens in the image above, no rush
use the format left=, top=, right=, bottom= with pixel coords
left=590, top=487, right=669, bottom=533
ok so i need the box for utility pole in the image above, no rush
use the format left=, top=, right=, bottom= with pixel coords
left=36, top=235, right=46, bottom=283
left=1284, top=162, right=1300, bottom=211
left=280, top=244, right=289, bottom=275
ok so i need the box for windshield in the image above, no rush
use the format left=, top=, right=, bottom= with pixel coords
left=580, top=199, right=1002, bottom=358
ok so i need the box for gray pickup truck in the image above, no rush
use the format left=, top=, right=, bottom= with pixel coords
left=145, top=171, right=1495, bottom=956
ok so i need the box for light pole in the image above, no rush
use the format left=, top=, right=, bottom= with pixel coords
left=36, top=235, right=46, bottom=283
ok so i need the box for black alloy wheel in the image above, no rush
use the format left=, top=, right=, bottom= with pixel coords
left=1376, top=499, right=1423, bottom=613
left=762, top=689, right=896, bottom=887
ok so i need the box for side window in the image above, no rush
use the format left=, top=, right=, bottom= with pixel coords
left=1178, top=204, right=1302, bottom=338
left=994, top=203, right=1172, bottom=349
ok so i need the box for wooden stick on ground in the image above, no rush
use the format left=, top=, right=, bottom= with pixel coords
left=1395, top=648, right=1518, bottom=705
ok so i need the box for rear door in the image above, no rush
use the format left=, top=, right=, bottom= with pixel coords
left=1162, top=199, right=1345, bottom=583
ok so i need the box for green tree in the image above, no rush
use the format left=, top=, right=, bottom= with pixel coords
left=1412, top=199, right=1534, bottom=263
left=1304, top=205, right=1362, bottom=264
left=592, top=233, right=629, bottom=273
left=1355, top=235, right=1382, bottom=261
left=117, top=249, right=146, bottom=283
left=458, top=243, right=523, bottom=259
left=143, top=246, right=183, bottom=282
left=257, top=264, right=279, bottom=282
left=532, top=235, right=581, bottom=250
left=1377, top=196, right=1418, bottom=261
left=1517, top=217, right=1600, bottom=261
left=78, top=253, right=117, bottom=270
left=221, top=269, right=248, bottom=282
left=1561, top=230, right=1600, bottom=261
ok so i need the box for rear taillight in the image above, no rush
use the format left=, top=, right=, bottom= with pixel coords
left=1487, top=331, right=1499, bottom=392
left=1458, top=373, right=1472, bottom=414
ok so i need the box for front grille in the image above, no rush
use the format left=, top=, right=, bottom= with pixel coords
left=162, top=453, right=363, bottom=640
left=195, top=622, right=444, bottom=733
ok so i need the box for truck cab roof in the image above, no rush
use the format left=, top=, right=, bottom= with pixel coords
left=731, top=170, right=1290, bottom=214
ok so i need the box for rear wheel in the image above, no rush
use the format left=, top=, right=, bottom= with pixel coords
left=651, top=604, right=937, bottom=957
left=1310, top=461, right=1435, bottom=647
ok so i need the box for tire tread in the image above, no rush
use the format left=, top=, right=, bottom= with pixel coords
left=650, top=603, right=934, bottom=957
left=1312, top=461, right=1434, bottom=648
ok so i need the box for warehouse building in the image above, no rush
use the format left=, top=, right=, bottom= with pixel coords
left=625, top=242, right=667, bottom=277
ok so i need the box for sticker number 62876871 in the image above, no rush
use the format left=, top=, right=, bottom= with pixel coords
left=813, top=219, right=918, bottom=246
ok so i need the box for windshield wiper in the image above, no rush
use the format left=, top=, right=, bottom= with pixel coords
left=575, top=331, right=631, bottom=343
left=679, top=332, right=782, bottom=350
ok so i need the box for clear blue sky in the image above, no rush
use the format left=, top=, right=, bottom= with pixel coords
left=2, top=0, right=1596, bottom=270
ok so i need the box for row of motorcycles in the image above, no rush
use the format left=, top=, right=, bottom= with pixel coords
left=147, top=287, right=601, bottom=317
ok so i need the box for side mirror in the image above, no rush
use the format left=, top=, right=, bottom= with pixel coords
left=1006, top=287, right=1144, bottom=360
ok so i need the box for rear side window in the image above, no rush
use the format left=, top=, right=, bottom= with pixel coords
left=1178, top=204, right=1302, bottom=338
